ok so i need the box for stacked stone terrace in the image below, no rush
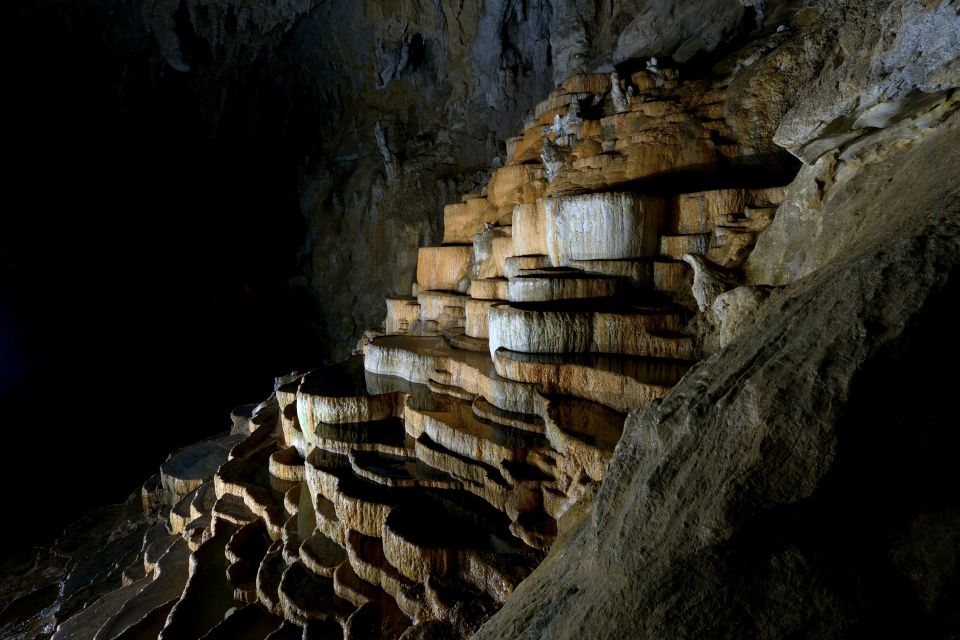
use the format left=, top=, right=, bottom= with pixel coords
left=53, top=66, right=785, bottom=640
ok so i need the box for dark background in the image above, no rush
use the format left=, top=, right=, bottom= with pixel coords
left=0, top=1, right=321, bottom=556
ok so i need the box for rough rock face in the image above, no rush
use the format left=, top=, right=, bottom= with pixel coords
left=772, top=1, right=960, bottom=160
left=613, top=0, right=747, bottom=63
left=4, top=0, right=960, bottom=638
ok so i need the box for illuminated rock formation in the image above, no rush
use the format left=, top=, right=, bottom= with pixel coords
left=9, top=2, right=959, bottom=638
left=30, top=46, right=797, bottom=638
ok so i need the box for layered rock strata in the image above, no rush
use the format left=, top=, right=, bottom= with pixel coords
left=3, top=2, right=958, bottom=639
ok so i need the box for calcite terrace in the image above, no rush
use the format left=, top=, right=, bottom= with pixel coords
left=26, top=56, right=792, bottom=640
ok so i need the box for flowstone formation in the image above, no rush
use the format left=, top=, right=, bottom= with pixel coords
left=2, top=48, right=797, bottom=640
left=6, top=0, right=959, bottom=636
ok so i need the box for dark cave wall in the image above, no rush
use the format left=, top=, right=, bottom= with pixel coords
left=0, top=0, right=317, bottom=555
left=285, top=0, right=560, bottom=357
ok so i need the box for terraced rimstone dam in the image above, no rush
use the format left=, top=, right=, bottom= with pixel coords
left=39, top=59, right=793, bottom=639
